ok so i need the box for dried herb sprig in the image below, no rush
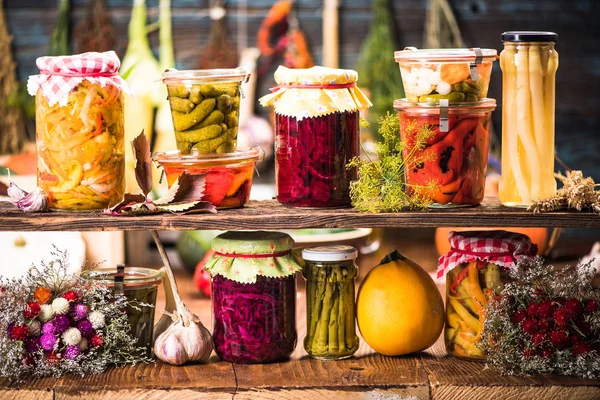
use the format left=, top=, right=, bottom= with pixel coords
left=529, top=170, right=600, bottom=214
left=481, top=256, right=600, bottom=378
left=347, top=113, right=437, bottom=212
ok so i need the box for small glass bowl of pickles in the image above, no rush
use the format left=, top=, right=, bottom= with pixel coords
left=161, top=68, right=250, bottom=154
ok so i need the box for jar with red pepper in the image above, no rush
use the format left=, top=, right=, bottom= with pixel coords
left=394, top=99, right=496, bottom=207
left=260, top=66, right=372, bottom=207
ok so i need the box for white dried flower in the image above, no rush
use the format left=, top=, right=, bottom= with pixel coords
left=88, top=311, right=105, bottom=329
left=39, top=304, right=55, bottom=322
left=78, top=338, right=89, bottom=351
left=52, top=297, right=70, bottom=315
left=28, top=320, right=41, bottom=336
left=62, top=327, right=82, bottom=346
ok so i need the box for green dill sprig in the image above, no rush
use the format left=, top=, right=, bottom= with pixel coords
left=347, top=113, right=438, bottom=212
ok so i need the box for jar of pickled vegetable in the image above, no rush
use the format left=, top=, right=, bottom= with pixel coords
left=82, top=265, right=162, bottom=352
left=161, top=68, right=250, bottom=154
left=499, top=32, right=559, bottom=207
left=28, top=51, right=132, bottom=211
left=394, top=99, right=496, bottom=207
left=302, top=245, right=359, bottom=360
left=438, top=230, right=537, bottom=360
left=259, top=66, right=372, bottom=207
left=203, top=231, right=302, bottom=363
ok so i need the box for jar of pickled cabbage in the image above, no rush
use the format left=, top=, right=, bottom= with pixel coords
left=28, top=51, right=132, bottom=211
left=203, top=231, right=302, bottom=363
left=259, top=66, right=372, bottom=207
left=302, top=245, right=359, bottom=360
left=438, top=230, right=536, bottom=360
left=499, top=32, right=559, bottom=207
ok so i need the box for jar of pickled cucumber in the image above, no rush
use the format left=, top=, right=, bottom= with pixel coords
left=302, top=245, right=359, bottom=360
left=203, top=231, right=302, bottom=364
left=499, top=32, right=559, bottom=207
left=438, top=230, right=537, bottom=360
left=259, top=66, right=372, bottom=207
left=28, top=51, right=132, bottom=211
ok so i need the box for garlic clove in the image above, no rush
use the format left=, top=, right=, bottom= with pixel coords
left=16, top=188, right=49, bottom=213
left=7, top=180, right=28, bottom=204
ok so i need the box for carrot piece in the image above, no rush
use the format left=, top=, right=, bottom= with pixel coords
left=440, top=64, right=471, bottom=84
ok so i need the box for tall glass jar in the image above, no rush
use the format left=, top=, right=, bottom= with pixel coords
left=438, top=230, right=536, bottom=360
left=499, top=32, right=559, bottom=207
left=204, top=231, right=302, bottom=363
left=259, top=66, right=372, bottom=207
left=28, top=52, right=130, bottom=211
left=302, top=245, right=359, bottom=360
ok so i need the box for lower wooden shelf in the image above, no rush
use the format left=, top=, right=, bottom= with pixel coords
left=2, top=271, right=599, bottom=400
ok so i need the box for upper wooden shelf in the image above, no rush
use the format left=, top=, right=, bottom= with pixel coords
left=0, top=198, right=598, bottom=231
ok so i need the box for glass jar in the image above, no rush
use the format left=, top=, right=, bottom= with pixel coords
left=154, top=147, right=263, bottom=209
left=259, top=66, right=372, bottom=207
left=394, top=99, right=495, bottom=207
left=395, top=48, right=497, bottom=103
left=499, top=32, right=559, bottom=207
left=161, top=68, right=250, bottom=154
left=83, top=266, right=162, bottom=352
left=29, top=52, right=128, bottom=211
left=302, top=245, right=359, bottom=360
left=438, top=230, right=536, bottom=360
left=204, top=231, right=302, bottom=363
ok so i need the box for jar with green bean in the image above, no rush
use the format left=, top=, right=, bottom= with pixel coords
left=302, top=245, right=359, bottom=360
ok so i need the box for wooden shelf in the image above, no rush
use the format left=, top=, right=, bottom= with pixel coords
left=2, top=272, right=599, bottom=400
left=0, top=198, right=598, bottom=232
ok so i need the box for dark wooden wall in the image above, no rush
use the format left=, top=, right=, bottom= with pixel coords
left=4, top=0, right=600, bottom=180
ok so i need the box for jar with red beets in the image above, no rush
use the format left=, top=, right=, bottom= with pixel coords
left=260, top=66, right=372, bottom=207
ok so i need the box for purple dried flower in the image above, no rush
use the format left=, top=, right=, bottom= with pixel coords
left=6, top=323, right=15, bottom=339
left=64, top=345, right=80, bottom=360
left=42, top=322, right=55, bottom=335
left=52, top=314, right=70, bottom=334
left=70, top=304, right=88, bottom=321
left=25, top=336, right=40, bottom=353
left=40, top=333, right=57, bottom=352
left=76, top=319, right=95, bottom=338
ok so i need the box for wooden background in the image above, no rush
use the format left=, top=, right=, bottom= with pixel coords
left=4, top=0, right=600, bottom=180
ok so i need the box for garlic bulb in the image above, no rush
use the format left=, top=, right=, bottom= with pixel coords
left=150, top=231, right=213, bottom=365
left=153, top=310, right=213, bottom=365
left=6, top=174, right=48, bottom=213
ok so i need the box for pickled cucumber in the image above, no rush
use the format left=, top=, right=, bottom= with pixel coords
left=189, top=86, right=204, bottom=104
left=216, top=141, right=236, bottom=153
left=225, top=111, right=238, bottom=129
left=191, top=127, right=237, bottom=153
left=169, top=97, right=195, bottom=113
left=167, top=84, right=190, bottom=98
left=172, top=98, right=216, bottom=131
left=217, top=94, right=234, bottom=113
left=464, top=93, right=479, bottom=102
left=199, top=83, right=238, bottom=98
left=452, top=82, right=479, bottom=94
left=419, top=92, right=465, bottom=103
left=196, top=110, right=225, bottom=129
left=177, top=125, right=223, bottom=143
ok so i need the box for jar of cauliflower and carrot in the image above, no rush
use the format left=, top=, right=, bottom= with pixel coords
left=28, top=51, right=132, bottom=211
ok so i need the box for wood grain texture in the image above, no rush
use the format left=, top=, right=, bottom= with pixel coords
left=0, top=198, right=599, bottom=231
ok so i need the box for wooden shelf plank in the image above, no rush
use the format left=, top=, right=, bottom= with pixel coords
left=0, top=198, right=598, bottom=231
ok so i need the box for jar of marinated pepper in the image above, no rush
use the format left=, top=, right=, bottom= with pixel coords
left=302, top=245, right=359, bottom=360
left=82, top=265, right=162, bottom=352
left=438, top=230, right=537, bottom=360
left=499, top=32, right=559, bottom=207
left=203, top=231, right=302, bottom=363
left=27, top=51, right=132, bottom=211
left=259, top=66, right=372, bottom=207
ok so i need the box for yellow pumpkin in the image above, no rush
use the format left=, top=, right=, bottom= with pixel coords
left=357, top=250, right=444, bottom=356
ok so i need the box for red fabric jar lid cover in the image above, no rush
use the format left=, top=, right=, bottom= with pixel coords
left=27, top=51, right=133, bottom=107
left=437, top=230, right=537, bottom=280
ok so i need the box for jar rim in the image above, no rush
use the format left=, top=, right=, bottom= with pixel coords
left=161, top=68, right=250, bottom=84
left=395, top=47, right=497, bottom=63
left=394, top=98, right=497, bottom=112
left=153, top=147, right=264, bottom=166
left=82, top=267, right=162, bottom=287
left=302, top=245, right=358, bottom=262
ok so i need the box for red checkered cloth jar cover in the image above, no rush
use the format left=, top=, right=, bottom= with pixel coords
left=27, top=51, right=133, bottom=106
left=437, top=230, right=537, bottom=280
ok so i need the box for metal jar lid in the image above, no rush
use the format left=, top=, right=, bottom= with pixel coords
left=502, top=31, right=558, bottom=43
left=302, top=245, right=358, bottom=262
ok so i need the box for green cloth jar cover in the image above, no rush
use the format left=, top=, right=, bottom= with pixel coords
left=203, top=231, right=303, bottom=283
